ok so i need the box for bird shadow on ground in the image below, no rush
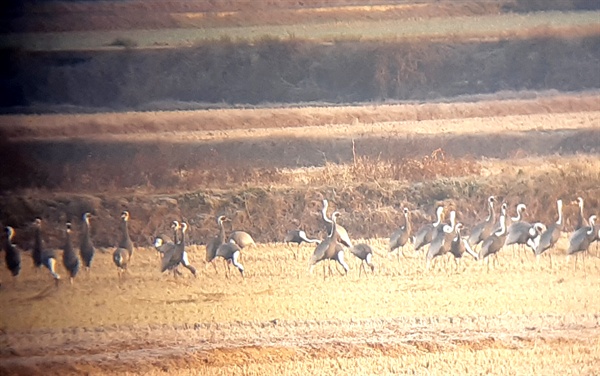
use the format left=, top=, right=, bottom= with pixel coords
left=19, top=284, right=59, bottom=302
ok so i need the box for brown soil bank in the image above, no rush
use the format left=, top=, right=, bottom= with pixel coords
left=3, top=35, right=599, bottom=111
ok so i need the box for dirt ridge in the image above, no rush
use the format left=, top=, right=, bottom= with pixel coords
left=2, top=313, right=598, bottom=375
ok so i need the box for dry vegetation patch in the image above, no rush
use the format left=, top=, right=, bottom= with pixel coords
left=2, top=94, right=598, bottom=140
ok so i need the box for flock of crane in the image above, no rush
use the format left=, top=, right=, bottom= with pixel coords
left=1, top=196, right=599, bottom=286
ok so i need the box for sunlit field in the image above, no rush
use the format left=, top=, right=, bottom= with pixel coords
left=1, top=235, right=599, bottom=375
left=2, top=1, right=600, bottom=374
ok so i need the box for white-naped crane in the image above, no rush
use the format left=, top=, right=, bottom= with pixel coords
left=510, top=203, right=527, bottom=224
left=504, top=204, right=535, bottom=257
left=309, top=211, right=349, bottom=279
left=32, top=218, right=60, bottom=285
left=521, top=222, right=550, bottom=267
left=413, top=206, right=444, bottom=253
left=79, top=212, right=95, bottom=273
left=322, top=199, right=352, bottom=248
left=349, top=243, right=375, bottom=277
left=566, top=215, right=598, bottom=273
left=153, top=220, right=180, bottom=259
left=479, top=211, right=508, bottom=271
left=284, top=229, right=320, bottom=259
left=492, top=202, right=509, bottom=234
left=161, top=222, right=197, bottom=278
left=573, top=197, right=599, bottom=255
left=216, top=239, right=245, bottom=278
left=426, top=210, right=456, bottom=271
left=573, top=197, right=588, bottom=231
left=526, top=223, right=546, bottom=254
left=228, top=229, right=255, bottom=265
left=112, top=210, right=134, bottom=279
left=468, top=196, right=497, bottom=250
left=62, top=222, right=80, bottom=285
left=536, top=199, right=563, bottom=260
left=449, top=223, right=478, bottom=271
left=506, top=220, right=546, bottom=255
left=229, top=230, right=256, bottom=249
left=3, top=226, right=21, bottom=285
left=205, top=215, right=228, bottom=273
left=389, top=207, right=411, bottom=260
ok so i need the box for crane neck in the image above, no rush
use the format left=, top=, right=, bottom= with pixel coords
left=586, top=216, right=596, bottom=236
left=443, top=211, right=456, bottom=233
left=65, top=228, right=73, bottom=252
left=556, top=201, right=563, bottom=225
left=121, top=218, right=130, bottom=240
left=328, top=216, right=337, bottom=238
left=218, top=220, right=226, bottom=242
left=180, top=224, right=187, bottom=245
left=486, top=200, right=495, bottom=222
left=495, top=214, right=507, bottom=236
left=433, top=207, right=443, bottom=227
left=404, top=211, right=411, bottom=231
left=322, top=203, right=332, bottom=224
left=34, top=226, right=42, bottom=251
left=511, top=204, right=524, bottom=222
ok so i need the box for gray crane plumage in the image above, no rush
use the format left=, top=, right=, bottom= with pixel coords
left=322, top=200, right=352, bottom=247
left=426, top=210, right=456, bottom=270
left=79, top=212, right=95, bottom=272
left=450, top=223, right=478, bottom=265
left=468, top=196, right=497, bottom=248
left=479, top=213, right=508, bottom=266
left=112, top=211, right=134, bottom=278
left=567, top=215, right=597, bottom=259
left=349, top=243, right=375, bottom=277
left=389, top=207, right=411, bottom=260
left=62, top=222, right=80, bottom=284
left=216, top=240, right=245, bottom=278
left=229, top=231, right=256, bottom=248
left=536, top=199, right=563, bottom=256
left=413, top=206, right=444, bottom=252
left=32, top=218, right=60, bottom=284
left=206, top=215, right=228, bottom=271
left=161, top=222, right=197, bottom=277
left=309, top=211, right=349, bottom=278
left=4, top=226, right=21, bottom=281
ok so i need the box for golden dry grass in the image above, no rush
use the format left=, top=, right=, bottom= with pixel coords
left=1, top=235, right=599, bottom=375
left=2, top=93, right=598, bottom=140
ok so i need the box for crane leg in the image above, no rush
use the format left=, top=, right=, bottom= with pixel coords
left=289, top=245, right=298, bottom=261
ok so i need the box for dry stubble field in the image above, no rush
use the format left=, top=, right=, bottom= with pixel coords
left=0, top=236, right=599, bottom=375
left=1, top=95, right=600, bottom=375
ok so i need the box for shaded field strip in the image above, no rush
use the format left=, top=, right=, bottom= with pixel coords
left=8, top=127, right=600, bottom=172
left=1, top=313, right=598, bottom=375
